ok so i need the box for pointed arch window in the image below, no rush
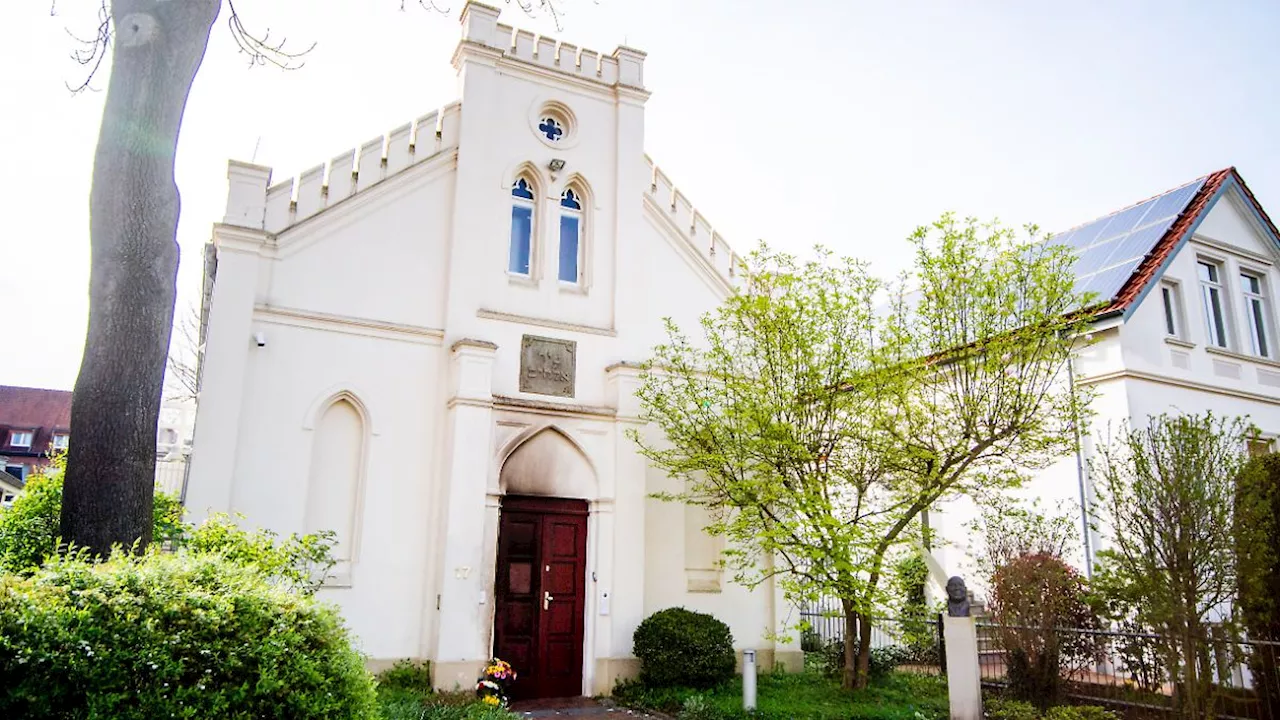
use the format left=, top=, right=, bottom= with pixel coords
left=558, top=187, right=583, bottom=284
left=509, top=178, right=535, bottom=276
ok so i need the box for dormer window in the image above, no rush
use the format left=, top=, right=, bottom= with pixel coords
left=558, top=188, right=583, bottom=284
left=509, top=177, right=536, bottom=276
left=8, top=430, right=32, bottom=449
left=51, top=433, right=69, bottom=451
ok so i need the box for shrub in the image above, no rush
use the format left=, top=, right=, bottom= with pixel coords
left=984, top=697, right=1040, bottom=720
left=1236, top=452, right=1280, bottom=711
left=989, top=552, right=1096, bottom=707
left=0, top=463, right=186, bottom=574
left=633, top=607, right=735, bottom=689
left=185, top=512, right=335, bottom=594
left=378, top=659, right=433, bottom=693
left=1045, top=706, right=1119, bottom=720
left=0, top=550, right=377, bottom=720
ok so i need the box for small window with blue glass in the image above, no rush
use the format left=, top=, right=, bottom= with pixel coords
left=559, top=187, right=583, bottom=284
left=538, top=117, right=565, bottom=142
left=509, top=177, right=535, bottom=276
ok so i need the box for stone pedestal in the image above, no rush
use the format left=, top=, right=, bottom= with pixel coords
left=943, top=616, right=982, bottom=720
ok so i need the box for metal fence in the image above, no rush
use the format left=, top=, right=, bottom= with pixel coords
left=154, top=456, right=187, bottom=497
left=799, top=598, right=945, bottom=676
left=976, top=621, right=1280, bottom=720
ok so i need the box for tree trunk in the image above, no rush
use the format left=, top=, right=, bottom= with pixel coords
left=841, top=599, right=859, bottom=690
left=61, top=0, right=221, bottom=555
left=855, top=608, right=873, bottom=689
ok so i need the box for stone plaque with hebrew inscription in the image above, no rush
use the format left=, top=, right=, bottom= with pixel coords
left=519, top=335, right=577, bottom=397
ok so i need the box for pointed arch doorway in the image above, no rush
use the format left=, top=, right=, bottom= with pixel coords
left=493, top=495, right=588, bottom=700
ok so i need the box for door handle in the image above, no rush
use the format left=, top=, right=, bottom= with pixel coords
left=543, top=591, right=553, bottom=610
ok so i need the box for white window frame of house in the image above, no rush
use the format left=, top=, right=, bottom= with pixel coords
left=1247, top=434, right=1276, bottom=458
left=557, top=186, right=585, bottom=286
left=8, top=430, right=33, bottom=449
left=1239, top=268, right=1273, bottom=359
left=508, top=176, right=537, bottom=278
left=4, top=465, right=24, bottom=481
left=1159, top=280, right=1186, bottom=340
left=51, top=433, right=69, bottom=451
left=1198, top=259, right=1231, bottom=349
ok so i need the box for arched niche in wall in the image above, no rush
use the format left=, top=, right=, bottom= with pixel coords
left=303, top=391, right=370, bottom=571
left=498, top=425, right=596, bottom=499
left=684, top=476, right=725, bottom=593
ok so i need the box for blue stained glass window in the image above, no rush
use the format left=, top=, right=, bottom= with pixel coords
left=561, top=188, right=582, bottom=210
left=538, top=117, right=564, bottom=142
left=509, top=178, right=535, bottom=275
left=558, top=188, right=582, bottom=283
left=559, top=216, right=580, bottom=282
left=510, top=206, right=533, bottom=275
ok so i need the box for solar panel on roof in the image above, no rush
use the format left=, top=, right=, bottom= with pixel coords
left=1054, top=175, right=1208, bottom=304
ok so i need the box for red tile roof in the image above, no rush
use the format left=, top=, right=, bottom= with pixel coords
left=1104, top=167, right=1280, bottom=315
left=0, top=385, right=73, bottom=458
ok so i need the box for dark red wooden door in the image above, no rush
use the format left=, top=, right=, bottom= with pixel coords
left=494, top=496, right=588, bottom=700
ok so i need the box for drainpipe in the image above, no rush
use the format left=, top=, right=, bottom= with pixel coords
left=1067, top=356, right=1094, bottom=579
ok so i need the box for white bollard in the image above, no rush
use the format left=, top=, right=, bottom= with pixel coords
left=742, top=649, right=757, bottom=712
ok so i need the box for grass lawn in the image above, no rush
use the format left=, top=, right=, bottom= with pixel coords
left=612, top=670, right=949, bottom=720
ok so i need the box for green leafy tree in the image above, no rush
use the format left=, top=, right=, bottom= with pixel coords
left=51, top=0, right=577, bottom=557
left=845, top=215, right=1092, bottom=684
left=634, top=243, right=895, bottom=689
left=1091, top=412, right=1256, bottom=719
left=634, top=216, right=1089, bottom=688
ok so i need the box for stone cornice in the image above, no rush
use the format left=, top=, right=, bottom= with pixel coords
left=253, top=305, right=444, bottom=344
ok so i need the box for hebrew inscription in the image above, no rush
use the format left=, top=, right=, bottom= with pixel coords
left=519, top=335, right=577, bottom=398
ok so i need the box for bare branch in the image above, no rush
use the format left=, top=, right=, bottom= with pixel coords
left=58, top=0, right=112, bottom=94
left=165, top=301, right=202, bottom=403
left=226, top=0, right=316, bottom=71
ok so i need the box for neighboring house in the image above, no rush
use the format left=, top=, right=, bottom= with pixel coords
left=0, top=385, right=73, bottom=487
left=186, top=3, right=794, bottom=699
left=931, top=167, right=1280, bottom=594
left=1, top=468, right=23, bottom=507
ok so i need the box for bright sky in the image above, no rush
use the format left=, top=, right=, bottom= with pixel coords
left=4, top=0, right=1279, bottom=391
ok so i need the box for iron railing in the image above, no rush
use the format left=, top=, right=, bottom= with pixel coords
left=976, top=621, right=1280, bottom=720
left=799, top=599, right=945, bottom=676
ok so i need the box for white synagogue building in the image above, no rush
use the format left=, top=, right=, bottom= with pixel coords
left=185, top=1, right=795, bottom=700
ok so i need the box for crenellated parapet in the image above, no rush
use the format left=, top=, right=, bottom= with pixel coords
left=644, top=155, right=741, bottom=287
left=223, top=102, right=462, bottom=234
left=457, top=1, right=645, bottom=90
left=649, top=161, right=739, bottom=285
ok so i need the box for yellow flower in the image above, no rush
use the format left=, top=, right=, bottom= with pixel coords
left=482, top=695, right=500, bottom=706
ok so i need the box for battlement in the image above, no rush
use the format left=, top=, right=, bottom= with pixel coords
left=223, top=101, right=462, bottom=234
left=644, top=155, right=740, bottom=287
left=458, top=1, right=645, bottom=90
